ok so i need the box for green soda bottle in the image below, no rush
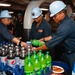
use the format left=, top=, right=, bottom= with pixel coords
left=31, top=39, right=39, bottom=47
left=40, top=54, right=47, bottom=74
left=24, top=58, right=35, bottom=75
left=45, top=51, right=52, bottom=68
left=34, top=56, right=41, bottom=75
left=31, top=51, right=36, bottom=63
left=24, top=53, right=31, bottom=65
left=45, top=51, right=52, bottom=73
left=37, top=50, right=42, bottom=60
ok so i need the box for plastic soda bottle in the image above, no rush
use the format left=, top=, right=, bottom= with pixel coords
left=24, top=53, right=31, bottom=65
left=26, top=41, right=32, bottom=54
left=1, top=48, right=7, bottom=66
left=24, top=58, right=34, bottom=75
left=45, top=51, right=52, bottom=74
left=40, top=54, right=47, bottom=74
left=7, top=49, right=15, bottom=68
left=15, top=48, right=20, bottom=66
left=19, top=49, right=26, bottom=68
left=37, top=50, right=42, bottom=60
left=34, top=56, right=41, bottom=75
left=45, top=51, right=52, bottom=68
left=31, top=51, right=36, bottom=63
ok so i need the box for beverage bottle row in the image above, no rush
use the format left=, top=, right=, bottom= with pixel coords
left=0, top=41, right=52, bottom=75
left=0, top=41, right=33, bottom=72
left=24, top=50, right=52, bottom=75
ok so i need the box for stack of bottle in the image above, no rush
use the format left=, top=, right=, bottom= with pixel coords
left=24, top=50, right=52, bottom=75
left=0, top=41, right=33, bottom=75
left=0, top=41, right=52, bottom=75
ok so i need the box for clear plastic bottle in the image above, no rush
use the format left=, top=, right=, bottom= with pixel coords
left=7, top=49, right=15, bottom=68
left=15, top=48, right=20, bottom=65
left=1, top=47, right=7, bottom=72
left=19, top=49, right=26, bottom=69
left=1, top=48, right=7, bottom=65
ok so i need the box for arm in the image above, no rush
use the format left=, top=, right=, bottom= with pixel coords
left=34, top=23, right=72, bottom=51
left=0, top=24, right=27, bottom=48
left=12, top=37, right=27, bottom=48
left=39, top=36, right=52, bottom=41
left=32, top=44, right=49, bottom=52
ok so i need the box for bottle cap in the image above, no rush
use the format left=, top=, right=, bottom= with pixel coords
left=26, top=41, right=31, bottom=45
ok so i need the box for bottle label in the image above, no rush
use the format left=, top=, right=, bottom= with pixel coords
left=19, top=59, right=24, bottom=68
left=15, top=57, right=20, bottom=65
left=7, top=59, right=15, bottom=68
left=1, top=56, right=7, bottom=65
